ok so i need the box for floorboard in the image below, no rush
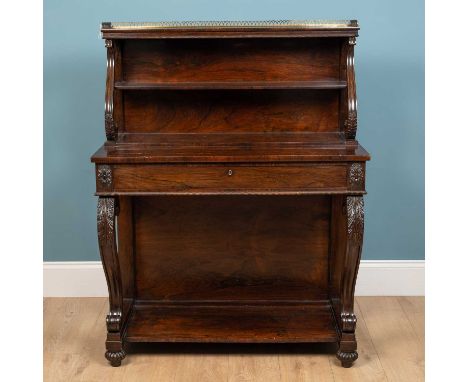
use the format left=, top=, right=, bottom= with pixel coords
left=43, top=297, right=425, bottom=382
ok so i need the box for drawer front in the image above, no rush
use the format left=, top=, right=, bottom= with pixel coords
left=103, top=164, right=349, bottom=194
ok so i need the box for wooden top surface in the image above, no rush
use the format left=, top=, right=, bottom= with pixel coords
left=91, top=133, right=370, bottom=163
left=101, top=20, right=359, bottom=39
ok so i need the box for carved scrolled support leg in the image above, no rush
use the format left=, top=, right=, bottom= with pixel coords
left=336, top=195, right=364, bottom=368
left=97, top=197, right=126, bottom=366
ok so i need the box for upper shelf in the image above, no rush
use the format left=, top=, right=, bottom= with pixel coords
left=101, top=20, right=359, bottom=39
left=114, top=80, right=347, bottom=90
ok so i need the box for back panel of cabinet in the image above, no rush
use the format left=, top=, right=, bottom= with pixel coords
left=122, top=38, right=341, bottom=82
left=122, top=90, right=340, bottom=134
left=133, top=195, right=331, bottom=302
left=116, top=38, right=345, bottom=137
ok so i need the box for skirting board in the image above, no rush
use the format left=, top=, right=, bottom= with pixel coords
left=43, top=260, right=425, bottom=297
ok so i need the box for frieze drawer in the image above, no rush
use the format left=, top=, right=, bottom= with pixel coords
left=97, top=164, right=353, bottom=194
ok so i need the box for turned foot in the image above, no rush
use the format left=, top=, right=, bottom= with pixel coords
left=336, top=349, right=358, bottom=368
left=337, top=330, right=358, bottom=368
left=105, top=349, right=126, bottom=367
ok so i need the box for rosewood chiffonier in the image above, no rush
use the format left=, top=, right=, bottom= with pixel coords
left=91, top=20, right=370, bottom=368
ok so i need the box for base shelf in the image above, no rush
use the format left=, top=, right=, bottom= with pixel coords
left=125, top=302, right=339, bottom=343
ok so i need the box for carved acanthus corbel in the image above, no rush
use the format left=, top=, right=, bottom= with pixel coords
left=347, top=196, right=364, bottom=242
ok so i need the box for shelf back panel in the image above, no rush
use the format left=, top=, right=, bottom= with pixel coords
left=122, top=38, right=342, bottom=83
left=134, top=195, right=331, bottom=301
left=122, top=89, right=339, bottom=134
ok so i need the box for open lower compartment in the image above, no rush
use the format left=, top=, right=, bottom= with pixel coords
left=118, top=195, right=344, bottom=343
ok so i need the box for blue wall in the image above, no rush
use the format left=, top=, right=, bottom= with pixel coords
left=44, top=0, right=424, bottom=261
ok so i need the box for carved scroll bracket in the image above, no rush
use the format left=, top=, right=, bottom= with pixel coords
left=105, top=39, right=117, bottom=141
left=345, top=36, right=357, bottom=139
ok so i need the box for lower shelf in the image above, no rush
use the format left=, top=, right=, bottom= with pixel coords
left=125, top=302, right=338, bottom=343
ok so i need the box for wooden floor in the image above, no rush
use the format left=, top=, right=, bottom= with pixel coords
left=44, top=297, right=424, bottom=382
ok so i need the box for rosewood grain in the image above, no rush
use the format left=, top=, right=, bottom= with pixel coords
left=91, top=20, right=370, bottom=368
left=122, top=90, right=340, bottom=134
left=122, top=39, right=341, bottom=83
left=92, top=139, right=370, bottom=164
left=126, top=303, right=338, bottom=343
left=111, top=164, right=348, bottom=193
left=133, top=195, right=330, bottom=302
